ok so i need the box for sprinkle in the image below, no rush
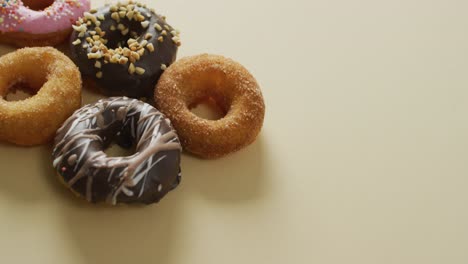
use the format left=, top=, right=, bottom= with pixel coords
left=154, top=23, right=162, bottom=31
left=72, top=39, right=81, bottom=45
left=145, top=33, right=153, bottom=40
left=161, top=64, right=167, bottom=70
left=67, top=154, right=78, bottom=166
left=96, top=71, right=103, bottom=78
left=95, top=61, right=102, bottom=68
left=158, top=36, right=164, bottom=42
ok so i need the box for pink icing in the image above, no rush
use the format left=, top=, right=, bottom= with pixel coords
left=0, top=0, right=90, bottom=34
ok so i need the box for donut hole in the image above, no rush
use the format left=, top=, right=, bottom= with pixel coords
left=4, top=82, right=38, bottom=101
left=105, top=21, right=147, bottom=49
left=104, top=142, right=137, bottom=157
left=22, top=0, right=55, bottom=11
left=189, top=96, right=228, bottom=121
left=1, top=55, right=50, bottom=101
left=3, top=70, right=47, bottom=101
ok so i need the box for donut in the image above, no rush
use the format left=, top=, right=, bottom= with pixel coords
left=154, top=54, right=265, bottom=159
left=52, top=97, right=182, bottom=205
left=0, top=0, right=91, bottom=47
left=69, top=1, right=181, bottom=99
left=0, top=47, right=82, bottom=146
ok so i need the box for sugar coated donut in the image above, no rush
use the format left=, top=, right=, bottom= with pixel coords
left=0, top=0, right=91, bottom=47
left=70, top=1, right=180, bottom=99
left=0, top=47, right=82, bottom=146
left=155, top=54, right=265, bottom=159
left=52, top=97, right=182, bottom=205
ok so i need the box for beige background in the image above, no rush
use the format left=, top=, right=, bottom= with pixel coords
left=1, top=0, right=468, bottom=263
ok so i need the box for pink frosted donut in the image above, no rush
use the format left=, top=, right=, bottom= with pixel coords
left=0, top=0, right=91, bottom=47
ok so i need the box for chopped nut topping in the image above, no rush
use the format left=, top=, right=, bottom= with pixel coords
left=77, top=1, right=180, bottom=79
left=135, top=67, right=145, bottom=75
left=111, top=12, right=120, bottom=21
left=88, top=52, right=102, bottom=59
left=128, top=63, right=136, bottom=74
left=154, top=23, right=162, bottom=31
left=141, top=21, right=150, bottom=28
left=146, top=43, right=155, bottom=52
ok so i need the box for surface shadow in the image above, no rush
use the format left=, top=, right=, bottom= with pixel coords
left=60, top=189, right=182, bottom=264
left=0, top=137, right=183, bottom=264
left=0, top=142, right=60, bottom=202
left=39, top=144, right=77, bottom=200
left=181, top=137, right=268, bottom=203
left=0, top=44, right=16, bottom=56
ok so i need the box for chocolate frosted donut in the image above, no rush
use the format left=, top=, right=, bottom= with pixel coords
left=52, top=97, right=182, bottom=205
left=70, top=1, right=180, bottom=98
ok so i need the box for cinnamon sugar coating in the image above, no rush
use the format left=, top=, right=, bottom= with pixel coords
left=0, top=47, right=82, bottom=146
left=155, top=54, right=265, bottom=159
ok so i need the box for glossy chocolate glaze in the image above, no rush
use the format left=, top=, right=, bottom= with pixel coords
left=52, top=97, right=182, bottom=205
left=69, top=2, right=179, bottom=98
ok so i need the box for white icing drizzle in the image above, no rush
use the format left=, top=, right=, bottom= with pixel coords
left=52, top=97, right=181, bottom=204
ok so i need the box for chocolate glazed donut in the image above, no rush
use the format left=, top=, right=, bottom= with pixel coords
left=70, top=1, right=180, bottom=98
left=52, top=97, right=182, bottom=205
